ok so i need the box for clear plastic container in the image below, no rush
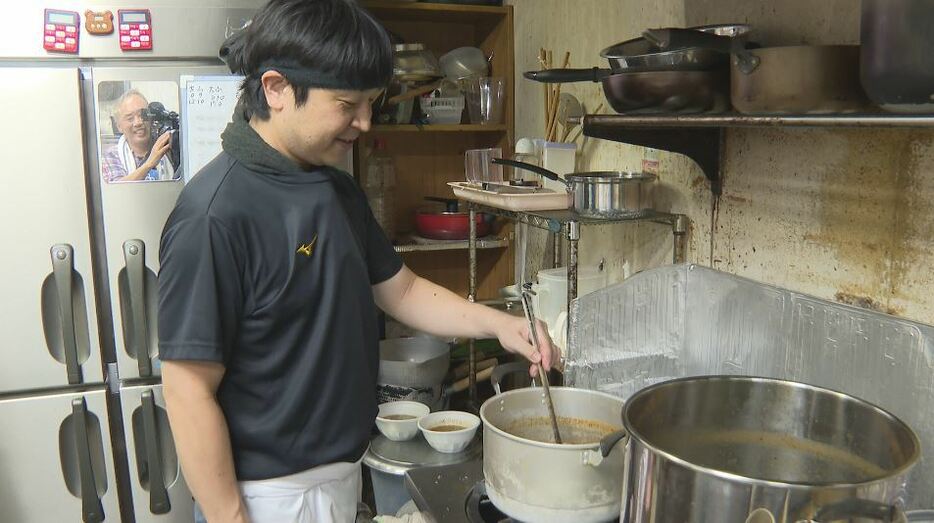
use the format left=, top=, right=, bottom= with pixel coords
left=364, top=139, right=396, bottom=239
left=392, top=43, right=441, bottom=82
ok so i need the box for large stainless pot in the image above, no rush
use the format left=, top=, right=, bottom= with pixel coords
left=493, top=158, right=655, bottom=218
left=860, top=0, right=934, bottom=113
left=480, top=364, right=626, bottom=522
left=606, top=376, right=921, bottom=523
left=377, top=337, right=450, bottom=409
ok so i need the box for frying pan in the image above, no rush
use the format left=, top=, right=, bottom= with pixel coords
left=524, top=68, right=729, bottom=114
left=545, top=23, right=750, bottom=82
left=601, top=23, right=750, bottom=72
left=414, top=197, right=490, bottom=240
left=645, top=28, right=870, bottom=114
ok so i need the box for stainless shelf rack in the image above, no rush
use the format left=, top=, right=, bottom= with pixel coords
left=462, top=202, right=690, bottom=405
left=393, top=235, right=509, bottom=253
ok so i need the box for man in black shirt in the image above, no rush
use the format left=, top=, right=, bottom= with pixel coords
left=157, top=1, right=556, bottom=522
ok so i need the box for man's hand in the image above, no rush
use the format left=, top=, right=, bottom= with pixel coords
left=492, top=314, right=560, bottom=377
left=145, top=131, right=173, bottom=169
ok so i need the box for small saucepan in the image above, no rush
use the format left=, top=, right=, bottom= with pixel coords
left=492, top=159, right=655, bottom=218
left=414, top=197, right=491, bottom=240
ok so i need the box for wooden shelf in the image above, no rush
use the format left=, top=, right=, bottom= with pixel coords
left=371, top=124, right=507, bottom=133
left=362, top=1, right=509, bottom=23
left=361, top=0, right=515, bottom=303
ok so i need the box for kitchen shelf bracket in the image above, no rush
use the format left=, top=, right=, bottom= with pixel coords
left=583, top=121, right=723, bottom=195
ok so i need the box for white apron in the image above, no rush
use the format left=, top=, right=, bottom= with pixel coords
left=240, top=459, right=363, bottom=523
left=195, top=459, right=363, bottom=523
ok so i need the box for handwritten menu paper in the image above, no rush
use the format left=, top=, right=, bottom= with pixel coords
left=180, top=75, right=243, bottom=184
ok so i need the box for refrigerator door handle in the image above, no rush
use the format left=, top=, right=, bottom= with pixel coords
left=123, top=240, right=153, bottom=377
left=72, top=398, right=105, bottom=523
left=141, top=390, right=171, bottom=514
left=51, top=244, right=83, bottom=384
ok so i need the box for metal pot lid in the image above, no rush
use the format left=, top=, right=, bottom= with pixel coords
left=600, top=23, right=751, bottom=59
left=565, top=171, right=657, bottom=183
left=364, top=433, right=481, bottom=475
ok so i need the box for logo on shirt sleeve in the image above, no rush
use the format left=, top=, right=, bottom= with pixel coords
left=296, top=234, right=318, bottom=257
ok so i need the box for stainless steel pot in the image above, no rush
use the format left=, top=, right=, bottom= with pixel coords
left=861, top=0, right=934, bottom=113
left=377, top=336, right=451, bottom=410
left=492, top=158, right=655, bottom=217
left=479, top=364, right=626, bottom=522
left=604, top=376, right=921, bottom=523
left=378, top=336, right=450, bottom=389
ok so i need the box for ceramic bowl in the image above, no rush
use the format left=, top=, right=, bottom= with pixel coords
left=417, top=410, right=480, bottom=453
left=376, top=400, right=430, bottom=441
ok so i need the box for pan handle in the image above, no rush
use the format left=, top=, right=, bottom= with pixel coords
left=643, top=27, right=761, bottom=74
left=491, top=158, right=568, bottom=188
left=523, top=68, right=611, bottom=84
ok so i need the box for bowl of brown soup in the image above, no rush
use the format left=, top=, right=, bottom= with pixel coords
left=376, top=400, right=431, bottom=441
left=417, top=410, right=480, bottom=453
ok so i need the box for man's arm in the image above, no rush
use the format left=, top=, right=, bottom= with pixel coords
left=372, top=266, right=557, bottom=372
left=162, top=360, right=249, bottom=523
left=123, top=132, right=174, bottom=181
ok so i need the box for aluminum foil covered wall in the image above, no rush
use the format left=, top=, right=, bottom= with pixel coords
left=567, top=264, right=934, bottom=509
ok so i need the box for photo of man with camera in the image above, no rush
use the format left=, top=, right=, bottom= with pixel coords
left=102, top=88, right=180, bottom=183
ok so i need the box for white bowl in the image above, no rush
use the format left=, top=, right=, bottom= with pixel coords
left=417, top=410, right=480, bottom=453
left=376, top=401, right=430, bottom=441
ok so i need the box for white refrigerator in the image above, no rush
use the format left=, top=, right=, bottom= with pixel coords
left=0, top=2, right=259, bottom=521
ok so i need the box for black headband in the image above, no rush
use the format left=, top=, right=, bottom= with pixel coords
left=256, top=61, right=387, bottom=91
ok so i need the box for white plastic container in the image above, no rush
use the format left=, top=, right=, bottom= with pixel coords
left=532, top=266, right=607, bottom=335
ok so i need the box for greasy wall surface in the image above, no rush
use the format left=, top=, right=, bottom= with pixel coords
left=507, top=0, right=934, bottom=325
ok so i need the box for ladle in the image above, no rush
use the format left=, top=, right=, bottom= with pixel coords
left=520, top=284, right=562, bottom=444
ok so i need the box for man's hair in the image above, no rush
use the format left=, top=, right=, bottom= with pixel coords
left=112, top=88, right=148, bottom=120
left=223, top=0, right=392, bottom=120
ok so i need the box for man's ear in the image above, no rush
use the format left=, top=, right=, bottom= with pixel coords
left=260, top=71, right=292, bottom=113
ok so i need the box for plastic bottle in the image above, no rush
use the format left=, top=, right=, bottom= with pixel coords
left=364, top=139, right=396, bottom=240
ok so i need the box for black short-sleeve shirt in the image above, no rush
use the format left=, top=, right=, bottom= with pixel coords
left=157, top=152, right=403, bottom=480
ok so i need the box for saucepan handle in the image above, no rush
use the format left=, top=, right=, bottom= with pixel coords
left=523, top=67, right=611, bottom=84
left=492, top=158, right=568, bottom=188
left=808, top=499, right=908, bottom=522
left=489, top=361, right=532, bottom=395
left=580, top=428, right=629, bottom=467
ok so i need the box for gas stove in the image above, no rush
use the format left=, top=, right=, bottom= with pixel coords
left=404, top=460, right=514, bottom=523
left=404, top=460, right=619, bottom=523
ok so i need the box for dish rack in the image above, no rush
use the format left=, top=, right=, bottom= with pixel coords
left=421, top=96, right=465, bottom=125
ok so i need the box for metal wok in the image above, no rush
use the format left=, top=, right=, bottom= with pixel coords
left=524, top=67, right=729, bottom=114
left=601, top=23, right=750, bottom=72
left=544, top=23, right=749, bottom=81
